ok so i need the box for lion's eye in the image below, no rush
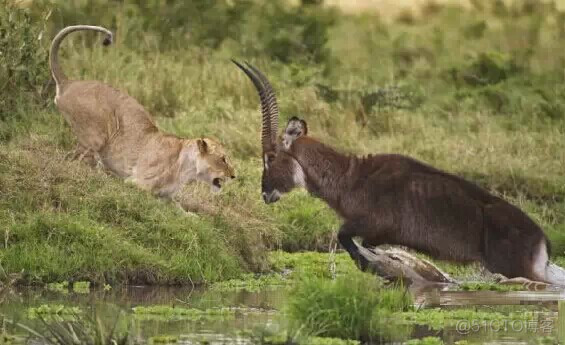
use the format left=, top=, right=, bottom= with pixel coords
left=221, top=157, right=227, bottom=163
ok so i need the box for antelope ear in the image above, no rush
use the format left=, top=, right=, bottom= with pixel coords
left=197, top=139, right=208, bottom=154
left=283, top=117, right=308, bottom=149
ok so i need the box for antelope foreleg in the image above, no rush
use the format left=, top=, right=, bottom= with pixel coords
left=338, top=223, right=369, bottom=271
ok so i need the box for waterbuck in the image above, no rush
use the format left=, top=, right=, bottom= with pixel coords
left=233, top=60, right=565, bottom=285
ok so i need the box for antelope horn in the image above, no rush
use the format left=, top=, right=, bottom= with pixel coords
left=232, top=59, right=274, bottom=154
left=244, top=62, right=279, bottom=146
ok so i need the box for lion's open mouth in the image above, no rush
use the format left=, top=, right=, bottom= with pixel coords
left=212, top=178, right=222, bottom=189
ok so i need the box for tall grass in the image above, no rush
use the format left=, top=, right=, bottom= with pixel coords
left=285, top=271, right=412, bottom=341
left=3, top=309, right=134, bottom=345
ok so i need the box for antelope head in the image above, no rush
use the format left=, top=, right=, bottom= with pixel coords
left=233, top=60, right=308, bottom=204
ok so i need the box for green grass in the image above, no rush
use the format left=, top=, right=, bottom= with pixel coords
left=0, top=143, right=263, bottom=285
left=285, top=271, right=412, bottom=340
left=3, top=0, right=565, bottom=286
left=211, top=251, right=360, bottom=291
left=269, top=251, right=358, bottom=279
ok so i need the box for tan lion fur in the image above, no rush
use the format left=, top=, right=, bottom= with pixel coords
left=50, top=25, right=235, bottom=200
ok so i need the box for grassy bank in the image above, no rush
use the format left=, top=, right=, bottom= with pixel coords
left=2, top=0, right=565, bottom=285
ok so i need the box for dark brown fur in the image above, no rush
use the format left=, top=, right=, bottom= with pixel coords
left=233, top=61, right=552, bottom=283
left=283, top=136, right=548, bottom=280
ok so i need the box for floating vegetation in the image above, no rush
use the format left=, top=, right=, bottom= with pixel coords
left=150, top=335, right=179, bottom=344
left=72, top=281, right=91, bottom=294
left=46, top=281, right=69, bottom=293
left=27, top=304, right=82, bottom=320
left=260, top=331, right=361, bottom=345
left=405, top=337, right=444, bottom=345
left=210, top=273, right=288, bottom=292
left=46, top=281, right=93, bottom=294
left=132, top=306, right=236, bottom=322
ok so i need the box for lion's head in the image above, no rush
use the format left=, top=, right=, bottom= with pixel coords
left=193, top=138, right=236, bottom=192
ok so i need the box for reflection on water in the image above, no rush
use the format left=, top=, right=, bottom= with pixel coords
left=1, top=286, right=286, bottom=345
left=0, top=285, right=562, bottom=344
left=413, top=285, right=565, bottom=309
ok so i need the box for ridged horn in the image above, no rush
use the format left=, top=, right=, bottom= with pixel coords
left=244, top=62, right=279, bottom=146
left=231, top=59, right=277, bottom=154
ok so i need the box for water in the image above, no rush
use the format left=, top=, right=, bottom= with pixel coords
left=0, top=286, right=561, bottom=344
left=0, top=286, right=286, bottom=344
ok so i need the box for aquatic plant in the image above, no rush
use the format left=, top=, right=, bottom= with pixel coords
left=211, top=273, right=288, bottom=292
left=405, top=337, right=444, bottom=345
left=396, top=308, right=537, bottom=331
left=285, top=270, right=411, bottom=340
left=46, top=281, right=69, bottom=293
left=536, top=336, right=559, bottom=345
left=27, top=304, right=82, bottom=321
left=6, top=310, right=132, bottom=345
left=258, top=330, right=361, bottom=345
left=150, top=335, right=179, bottom=344
left=132, top=306, right=236, bottom=322
left=72, top=281, right=91, bottom=294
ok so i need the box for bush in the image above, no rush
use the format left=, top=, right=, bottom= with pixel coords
left=233, top=2, right=337, bottom=64
left=44, top=0, right=336, bottom=65
left=0, top=1, right=51, bottom=123
left=450, top=52, right=521, bottom=87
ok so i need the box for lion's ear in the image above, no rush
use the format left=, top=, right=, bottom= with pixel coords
left=197, top=139, right=208, bottom=154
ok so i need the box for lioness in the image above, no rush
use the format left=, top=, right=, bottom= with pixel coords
left=50, top=25, right=235, bottom=200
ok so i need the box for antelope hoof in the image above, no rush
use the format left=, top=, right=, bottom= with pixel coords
left=354, top=253, right=370, bottom=272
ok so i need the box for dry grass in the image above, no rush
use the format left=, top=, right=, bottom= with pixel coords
left=326, top=0, right=565, bottom=17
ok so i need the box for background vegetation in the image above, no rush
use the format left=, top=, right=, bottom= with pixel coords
left=2, top=0, right=565, bottom=285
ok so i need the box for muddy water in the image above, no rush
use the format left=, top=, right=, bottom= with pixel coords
left=0, top=286, right=562, bottom=344
left=411, top=288, right=562, bottom=345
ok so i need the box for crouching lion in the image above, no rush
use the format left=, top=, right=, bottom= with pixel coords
left=49, top=25, right=235, bottom=201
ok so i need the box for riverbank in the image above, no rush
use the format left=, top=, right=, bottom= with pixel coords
left=2, top=0, right=565, bottom=287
